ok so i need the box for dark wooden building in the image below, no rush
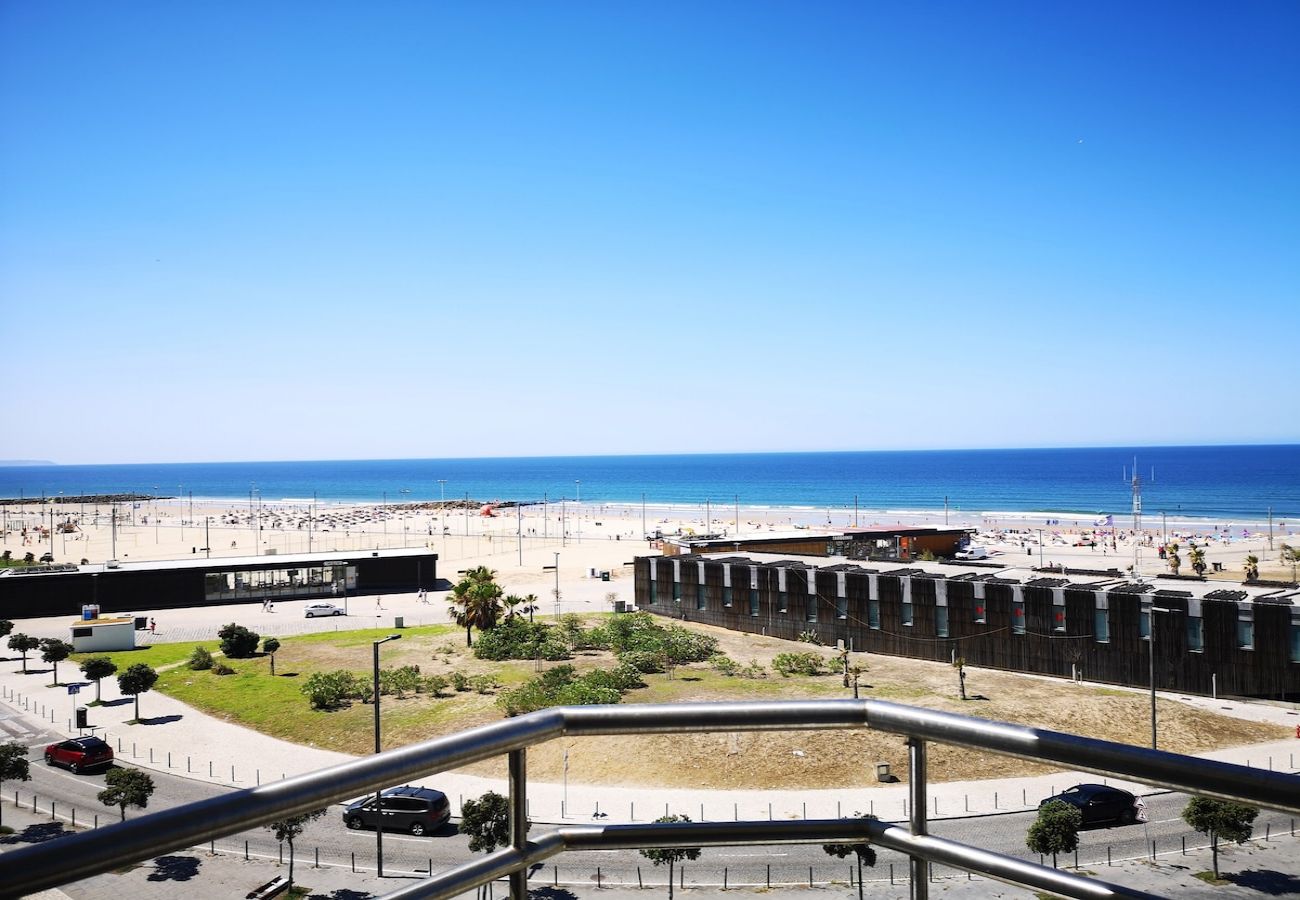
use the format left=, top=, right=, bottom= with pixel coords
left=0, top=548, right=437, bottom=619
left=661, top=526, right=971, bottom=560
left=633, top=555, right=1300, bottom=700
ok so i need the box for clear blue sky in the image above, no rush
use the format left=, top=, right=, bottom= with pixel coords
left=3, top=2, right=1296, bottom=464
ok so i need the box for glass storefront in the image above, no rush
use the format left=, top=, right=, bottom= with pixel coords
left=203, top=563, right=356, bottom=602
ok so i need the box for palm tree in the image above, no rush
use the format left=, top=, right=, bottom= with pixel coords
left=1244, top=554, right=1260, bottom=582
left=1167, top=543, right=1181, bottom=576
left=1282, top=544, right=1299, bottom=583
left=521, top=593, right=540, bottom=622
left=502, top=595, right=524, bottom=620
left=1188, top=547, right=1207, bottom=577
left=448, top=574, right=503, bottom=646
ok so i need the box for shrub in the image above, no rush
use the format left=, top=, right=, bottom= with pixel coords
left=450, top=672, right=470, bottom=692
left=773, top=651, right=830, bottom=677
left=212, top=663, right=235, bottom=676
left=709, top=654, right=766, bottom=679
left=424, top=674, right=450, bottom=697
left=618, top=650, right=665, bottom=674
left=474, top=618, right=570, bottom=662
left=797, top=631, right=823, bottom=645
left=380, top=665, right=423, bottom=698
left=217, top=623, right=261, bottom=659
left=470, top=674, right=500, bottom=695
left=497, top=664, right=643, bottom=717
left=301, top=670, right=365, bottom=710
left=188, top=647, right=214, bottom=671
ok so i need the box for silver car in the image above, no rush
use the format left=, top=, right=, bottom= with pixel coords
left=304, top=602, right=345, bottom=618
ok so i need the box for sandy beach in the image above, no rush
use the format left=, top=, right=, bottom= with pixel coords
left=2, top=495, right=1296, bottom=597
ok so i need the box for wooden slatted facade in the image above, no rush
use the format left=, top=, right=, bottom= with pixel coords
left=634, top=555, right=1300, bottom=700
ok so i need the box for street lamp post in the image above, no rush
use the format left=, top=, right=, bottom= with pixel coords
left=373, top=633, right=402, bottom=876
left=399, top=489, right=411, bottom=548
left=1037, top=529, right=1044, bottom=569
left=1148, top=605, right=1177, bottom=750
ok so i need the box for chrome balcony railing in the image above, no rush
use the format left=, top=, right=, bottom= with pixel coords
left=2, top=699, right=1297, bottom=900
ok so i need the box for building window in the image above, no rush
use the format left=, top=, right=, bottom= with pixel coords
left=1094, top=608, right=1109, bottom=643
left=749, top=589, right=759, bottom=617
left=696, top=584, right=706, bottom=610
left=1139, top=609, right=1151, bottom=639
left=868, top=599, right=880, bottom=629
left=1052, top=608, right=1066, bottom=633
left=1237, top=617, right=1254, bottom=650
left=806, top=596, right=818, bottom=623
left=901, top=601, right=913, bottom=627
left=1011, top=600, right=1025, bottom=634
left=1187, top=616, right=1204, bottom=652
left=649, top=582, right=656, bottom=604
left=778, top=591, right=788, bottom=613
left=935, top=606, right=949, bottom=638
left=672, top=583, right=681, bottom=603
left=836, top=595, right=847, bottom=619
left=974, top=603, right=986, bottom=625
left=723, top=586, right=733, bottom=607
left=1290, top=623, right=1300, bottom=663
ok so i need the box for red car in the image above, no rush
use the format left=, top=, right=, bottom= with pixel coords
left=44, top=736, right=114, bottom=773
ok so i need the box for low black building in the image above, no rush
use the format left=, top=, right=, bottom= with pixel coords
left=634, top=554, right=1300, bottom=700
left=0, top=548, right=437, bottom=618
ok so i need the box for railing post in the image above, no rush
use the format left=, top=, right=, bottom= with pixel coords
left=509, top=748, right=528, bottom=900
left=908, top=737, right=929, bottom=900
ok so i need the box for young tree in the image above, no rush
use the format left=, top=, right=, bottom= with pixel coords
left=822, top=812, right=878, bottom=900
left=7, top=633, right=39, bottom=674
left=40, top=639, right=74, bottom=685
left=117, top=663, right=159, bottom=722
left=1281, top=543, right=1299, bottom=583
left=639, top=814, right=702, bottom=900
left=953, top=657, right=967, bottom=701
left=98, top=767, right=155, bottom=821
left=218, top=622, right=261, bottom=658
left=0, top=620, right=12, bottom=638
left=1168, top=543, right=1182, bottom=575
left=1026, top=800, right=1082, bottom=868
left=1243, top=555, right=1260, bottom=582
left=0, top=742, right=31, bottom=831
left=263, top=637, right=281, bottom=676
left=1188, top=546, right=1207, bottom=577
left=460, top=790, right=511, bottom=853
left=80, top=656, right=118, bottom=702
left=1182, top=797, right=1258, bottom=879
left=265, top=809, right=327, bottom=889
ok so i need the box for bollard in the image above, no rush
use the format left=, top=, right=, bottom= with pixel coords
left=210, top=840, right=215, bottom=854
left=630, top=802, right=634, bottom=821
left=187, top=756, right=191, bottom=773
left=837, top=800, right=842, bottom=818
left=734, top=802, right=738, bottom=821
left=245, top=841, right=249, bottom=860
left=554, top=865, right=558, bottom=887
left=768, top=802, right=772, bottom=820
left=869, top=799, right=874, bottom=816
left=132, top=742, right=136, bottom=757
left=352, top=852, right=356, bottom=873
left=889, top=863, right=894, bottom=885
left=118, top=737, right=122, bottom=752
left=802, top=802, right=806, bottom=820
left=279, top=843, right=283, bottom=864
left=51, top=801, right=56, bottom=821
left=638, top=866, right=643, bottom=889
left=167, top=752, right=171, bottom=768
left=231, top=764, right=235, bottom=782
left=71, top=808, right=75, bottom=828
left=1266, top=823, right=1271, bottom=840
left=31, top=794, right=37, bottom=812
left=700, top=803, right=704, bottom=821
left=597, top=866, right=601, bottom=888
left=1181, top=836, right=1186, bottom=855
left=1107, top=846, right=1112, bottom=866
left=1022, top=788, right=1026, bottom=805
left=257, top=769, right=260, bottom=786
left=94, top=814, right=98, bottom=829
left=149, top=748, right=154, bottom=763
left=1074, top=849, right=1078, bottom=869
left=1149, top=840, right=1155, bottom=861
left=428, top=858, right=432, bottom=876
left=680, top=867, right=684, bottom=890
left=933, top=796, right=938, bottom=816
left=315, top=847, right=319, bottom=868
left=724, top=867, right=728, bottom=890
left=994, top=791, right=998, bottom=809
left=965, top=794, right=969, bottom=812
left=767, top=864, right=771, bottom=888
left=209, top=761, right=213, bottom=777
left=808, top=866, right=813, bottom=887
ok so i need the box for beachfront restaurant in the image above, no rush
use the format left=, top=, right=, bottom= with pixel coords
left=0, top=548, right=437, bottom=618
left=659, top=526, right=971, bottom=560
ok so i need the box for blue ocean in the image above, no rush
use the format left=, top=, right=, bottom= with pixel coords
left=0, top=446, right=1296, bottom=521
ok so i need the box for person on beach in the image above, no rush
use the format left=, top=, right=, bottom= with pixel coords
left=149, top=618, right=156, bottom=633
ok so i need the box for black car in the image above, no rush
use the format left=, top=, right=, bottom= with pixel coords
left=343, top=786, right=450, bottom=836
left=1040, top=784, right=1143, bottom=826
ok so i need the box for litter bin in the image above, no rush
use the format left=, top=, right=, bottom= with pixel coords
left=75, top=706, right=89, bottom=729
left=395, top=616, right=405, bottom=629
left=134, top=616, right=148, bottom=631
left=601, top=571, right=610, bottom=582
left=1212, top=562, right=1223, bottom=572
left=876, top=763, right=891, bottom=782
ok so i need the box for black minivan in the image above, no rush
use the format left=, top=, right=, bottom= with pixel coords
left=343, top=786, right=451, bottom=836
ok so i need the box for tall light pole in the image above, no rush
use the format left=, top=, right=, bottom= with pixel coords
left=249, top=484, right=257, bottom=555
left=373, top=633, right=402, bottom=876
left=575, top=480, right=580, bottom=504
left=1148, top=605, right=1177, bottom=749
left=438, top=480, right=446, bottom=504
left=553, top=552, right=560, bottom=617
left=1037, top=529, right=1044, bottom=569
left=399, top=489, right=411, bottom=548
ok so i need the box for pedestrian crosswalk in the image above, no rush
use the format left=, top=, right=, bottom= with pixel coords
left=0, top=711, right=49, bottom=745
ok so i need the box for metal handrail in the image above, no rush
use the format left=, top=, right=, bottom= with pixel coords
left=1, top=699, right=1296, bottom=899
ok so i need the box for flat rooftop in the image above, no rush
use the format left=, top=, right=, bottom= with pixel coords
left=0, top=546, right=436, bottom=578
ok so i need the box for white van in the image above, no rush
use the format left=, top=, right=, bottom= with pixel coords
left=955, top=546, right=989, bottom=560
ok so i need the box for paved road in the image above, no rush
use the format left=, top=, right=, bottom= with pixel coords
left=7, top=695, right=1298, bottom=893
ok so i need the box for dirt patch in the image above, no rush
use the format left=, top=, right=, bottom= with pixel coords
left=264, top=618, right=1289, bottom=790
